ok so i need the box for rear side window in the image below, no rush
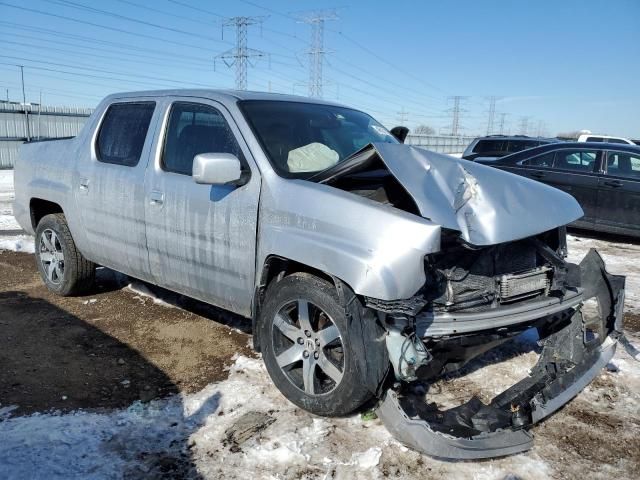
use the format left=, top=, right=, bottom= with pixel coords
left=553, top=150, right=597, bottom=172
left=162, top=102, right=242, bottom=176
left=606, top=152, right=640, bottom=178
left=472, top=139, right=540, bottom=155
left=506, top=140, right=539, bottom=153
left=96, top=102, right=155, bottom=166
left=472, top=139, right=506, bottom=154
left=606, top=138, right=628, bottom=144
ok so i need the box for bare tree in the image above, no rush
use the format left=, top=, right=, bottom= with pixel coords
left=413, top=124, right=435, bottom=135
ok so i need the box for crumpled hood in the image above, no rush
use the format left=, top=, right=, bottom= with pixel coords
left=370, top=143, right=584, bottom=246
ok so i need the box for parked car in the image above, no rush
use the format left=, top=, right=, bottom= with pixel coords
left=13, top=91, right=626, bottom=459
left=462, top=135, right=559, bottom=161
left=477, top=142, right=640, bottom=237
left=576, top=133, right=635, bottom=145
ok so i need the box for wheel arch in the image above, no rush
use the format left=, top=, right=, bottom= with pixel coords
left=29, top=198, right=64, bottom=230
left=252, top=255, right=340, bottom=351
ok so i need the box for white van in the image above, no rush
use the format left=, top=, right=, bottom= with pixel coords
left=577, top=133, right=634, bottom=145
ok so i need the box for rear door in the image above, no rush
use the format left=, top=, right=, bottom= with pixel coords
left=143, top=97, right=261, bottom=316
left=595, top=150, right=640, bottom=234
left=75, top=100, right=158, bottom=280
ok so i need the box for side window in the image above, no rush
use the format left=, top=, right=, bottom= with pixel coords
left=606, top=138, right=628, bottom=144
left=521, top=151, right=554, bottom=167
left=606, top=152, right=640, bottom=178
left=552, top=150, right=597, bottom=172
left=96, top=102, right=155, bottom=166
left=162, top=102, right=242, bottom=176
left=586, top=136, right=603, bottom=142
left=472, top=140, right=505, bottom=154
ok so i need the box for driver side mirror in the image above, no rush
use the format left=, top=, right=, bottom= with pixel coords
left=192, top=152, right=244, bottom=185
left=390, top=126, right=409, bottom=143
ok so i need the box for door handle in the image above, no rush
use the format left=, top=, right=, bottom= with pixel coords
left=603, top=180, right=623, bottom=188
left=79, top=178, right=89, bottom=191
left=530, top=172, right=546, bottom=179
left=149, top=191, right=164, bottom=206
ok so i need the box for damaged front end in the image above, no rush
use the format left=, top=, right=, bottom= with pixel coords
left=375, top=247, right=627, bottom=459
left=312, top=142, right=633, bottom=458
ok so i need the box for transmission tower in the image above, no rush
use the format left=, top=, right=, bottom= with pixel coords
left=447, top=96, right=467, bottom=136
left=397, top=107, right=409, bottom=125
left=518, top=116, right=531, bottom=135
left=485, top=96, right=499, bottom=135
left=497, top=112, right=508, bottom=135
left=215, top=16, right=267, bottom=90
left=299, top=10, right=338, bottom=98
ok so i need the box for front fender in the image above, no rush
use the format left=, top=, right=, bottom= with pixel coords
left=257, top=176, right=441, bottom=300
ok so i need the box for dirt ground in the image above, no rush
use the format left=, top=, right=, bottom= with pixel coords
left=0, top=250, right=254, bottom=417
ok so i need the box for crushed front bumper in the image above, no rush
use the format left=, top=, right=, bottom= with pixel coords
left=377, top=249, right=631, bottom=460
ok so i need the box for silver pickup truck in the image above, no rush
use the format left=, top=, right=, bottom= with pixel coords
left=13, top=90, right=628, bottom=459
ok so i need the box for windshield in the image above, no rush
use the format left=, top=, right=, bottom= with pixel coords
left=239, top=100, right=397, bottom=177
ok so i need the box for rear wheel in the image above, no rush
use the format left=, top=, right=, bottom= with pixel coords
left=35, top=213, right=95, bottom=296
left=259, top=273, right=376, bottom=416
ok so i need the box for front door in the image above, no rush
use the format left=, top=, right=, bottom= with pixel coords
left=144, top=99, right=260, bottom=316
left=596, top=150, right=640, bottom=234
left=75, top=100, right=158, bottom=280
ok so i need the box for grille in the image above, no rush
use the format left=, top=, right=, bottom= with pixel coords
left=428, top=240, right=547, bottom=311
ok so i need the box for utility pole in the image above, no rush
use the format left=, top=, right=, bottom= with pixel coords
left=518, top=116, right=531, bottom=136
left=448, top=96, right=466, bottom=136
left=498, top=112, right=508, bottom=135
left=536, top=119, right=545, bottom=137
left=19, top=65, right=31, bottom=141
left=299, top=10, right=338, bottom=98
left=397, top=107, right=409, bottom=125
left=215, top=16, right=267, bottom=90
left=485, top=96, right=498, bottom=135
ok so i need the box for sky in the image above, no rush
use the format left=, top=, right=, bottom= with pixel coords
left=0, top=0, right=638, bottom=138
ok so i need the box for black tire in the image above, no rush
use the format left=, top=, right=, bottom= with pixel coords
left=34, top=213, right=95, bottom=296
left=259, top=272, right=377, bottom=416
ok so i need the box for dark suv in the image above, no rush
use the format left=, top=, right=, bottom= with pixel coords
left=462, top=135, right=560, bottom=161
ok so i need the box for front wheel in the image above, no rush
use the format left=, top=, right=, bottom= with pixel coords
left=259, top=273, right=377, bottom=416
left=35, top=213, right=95, bottom=296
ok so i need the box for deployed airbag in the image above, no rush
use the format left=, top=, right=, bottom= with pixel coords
left=287, top=142, right=339, bottom=173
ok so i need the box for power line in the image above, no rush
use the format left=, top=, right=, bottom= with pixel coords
left=46, top=0, right=230, bottom=44
left=0, top=2, right=223, bottom=53
left=215, top=17, right=268, bottom=90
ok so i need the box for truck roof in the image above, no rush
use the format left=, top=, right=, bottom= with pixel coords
left=104, top=89, right=346, bottom=108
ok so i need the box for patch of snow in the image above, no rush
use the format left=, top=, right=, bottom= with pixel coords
left=0, top=169, right=14, bottom=202
left=0, top=235, right=35, bottom=253
left=126, top=281, right=177, bottom=309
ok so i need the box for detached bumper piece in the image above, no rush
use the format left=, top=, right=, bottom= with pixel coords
left=377, top=249, right=628, bottom=460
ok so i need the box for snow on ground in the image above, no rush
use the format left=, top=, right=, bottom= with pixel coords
left=1, top=348, right=637, bottom=480
left=567, top=234, right=640, bottom=313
